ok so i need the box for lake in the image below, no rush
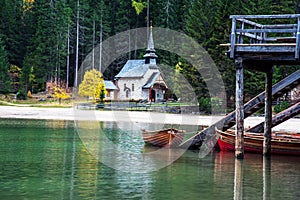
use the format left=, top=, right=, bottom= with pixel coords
left=0, top=119, right=299, bottom=199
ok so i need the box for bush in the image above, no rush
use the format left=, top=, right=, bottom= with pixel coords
left=273, top=101, right=289, bottom=114
left=198, top=97, right=225, bottom=114
left=0, top=81, right=11, bottom=94
left=198, top=97, right=211, bottom=113
left=16, top=89, right=27, bottom=100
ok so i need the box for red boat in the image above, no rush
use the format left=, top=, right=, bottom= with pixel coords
left=142, top=128, right=186, bottom=148
left=216, top=128, right=300, bottom=155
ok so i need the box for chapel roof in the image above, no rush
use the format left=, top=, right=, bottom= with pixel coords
left=115, top=60, right=148, bottom=78
left=104, top=80, right=118, bottom=90
left=142, top=72, right=160, bottom=89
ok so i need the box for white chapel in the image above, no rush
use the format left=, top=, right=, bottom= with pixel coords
left=112, top=27, right=168, bottom=102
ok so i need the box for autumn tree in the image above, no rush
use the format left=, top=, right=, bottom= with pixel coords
left=95, top=80, right=107, bottom=103
left=78, top=69, right=105, bottom=101
left=53, top=86, right=70, bottom=104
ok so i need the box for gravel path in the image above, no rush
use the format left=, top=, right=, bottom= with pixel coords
left=0, top=105, right=299, bottom=132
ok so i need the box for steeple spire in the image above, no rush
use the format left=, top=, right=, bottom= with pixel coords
left=147, top=25, right=155, bottom=51
left=144, top=22, right=158, bottom=64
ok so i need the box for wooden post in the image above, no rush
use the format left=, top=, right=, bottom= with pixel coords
left=235, top=58, right=244, bottom=159
left=234, top=159, right=243, bottom=200
left=263, top=156, right=271, bottom=200
left=230, top=18, right=237, bottom=59
left=295, top=17, right=300, bottom=59
left=237, top=21, right=244, bottom=44
left=263, top=68, right=273, bottom=156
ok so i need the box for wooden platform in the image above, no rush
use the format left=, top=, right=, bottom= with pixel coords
left=219, top=14, right=300, bottom=157
left=222, top=14, right=300, bottom=64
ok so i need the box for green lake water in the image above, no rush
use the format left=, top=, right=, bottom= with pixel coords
left=0, top=119, right=299, bottom=200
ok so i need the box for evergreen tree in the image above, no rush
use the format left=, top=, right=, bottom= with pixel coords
left=204, top=0, right=261, bottom=106
left=20, top=56, right=34, bottom=93
left=243, top=0, right=273, bottom=14
left=271, top=0, right=296, bottom=14
left=55, top=0, right=72, bottom=84
left=0, top=0, right=27, bottom=67
left=186, top=0, right=210, bottom=47
left=148, top=0, right=190, bottom=75
left=24, top=0, right=71, bottom=91
left=0, top=0, right=299, bottom=100
left=296, top=0, right=300, bottom=13
left=27, top=0, right=57, bottom=89
left=0, top=35, right=11, bottom=93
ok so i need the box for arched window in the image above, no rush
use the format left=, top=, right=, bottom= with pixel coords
left=132, top=84, right=134, bottom=91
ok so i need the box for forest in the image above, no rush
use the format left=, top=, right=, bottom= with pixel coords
left=0, top=0, right=300, bottom=109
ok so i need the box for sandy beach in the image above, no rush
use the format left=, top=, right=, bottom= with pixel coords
left=0, top=105, right=299, bottom=132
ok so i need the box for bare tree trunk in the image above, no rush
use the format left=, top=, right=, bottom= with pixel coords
left=166, top=0, right=170, bottom=27
left=99, top=8, right=103, bottom=72
left=57, top=33, right=61, bottom=85
left=134, top=28, right=137, bottom=59
left=74, top=0, right=80, bottom=87
left=66, top=25, right=70, bottom=89
left=128, top=8, right=131, bottom=60
left=92, top=19, right=95, bottom=69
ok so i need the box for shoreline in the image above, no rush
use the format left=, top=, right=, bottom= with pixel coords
left=0, top=105, right=299, bottom=132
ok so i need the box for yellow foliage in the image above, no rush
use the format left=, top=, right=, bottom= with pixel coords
left=95, top=80, right=107, bottom=103
left=27, top=90, right=32, bottom=98
left=175, top=62, right=183, bottom=73
left=23, top=0, right=34, bottom=12
left=53, top=86, right=70, bottom=100
left=131, top=0, right=147, bottom=15
left=24, top=0, right=34, bottom=3
left=78, top=69, right=105, bottom=101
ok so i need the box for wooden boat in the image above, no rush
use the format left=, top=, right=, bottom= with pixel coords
left=142, top=128, right=186, bottom=148
left=216, top=128, right=300, bottom=155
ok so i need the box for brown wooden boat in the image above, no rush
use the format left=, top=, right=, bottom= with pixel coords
left=142, top=128, right=186, bottom=148
left=216, top=128, right=300, bottom=155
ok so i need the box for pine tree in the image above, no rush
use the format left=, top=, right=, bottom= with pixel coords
left=24, top=0, right=71, bottom=91
left=20, top=56, right=34, bottom=93
left=271, top=0, right=296, bottom=14
left=27, top=1, right=56, bottom=89
left=0, top=35, right=11, bottom=93
left=1, top=0, right=298, bottom=100
left=0, top=0, right=27, bottom=67
left=186, top=0, right=210, bottom=47
left=54, top=0, right=72, bottom=85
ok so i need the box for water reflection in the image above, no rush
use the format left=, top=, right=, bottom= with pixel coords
left=214, top=151, right=300, bottom=200
left=76, top=121, right=199, bottom=173
left=1, top=119, right=300, bottom=199
left=234, top=158, right=243, bottom=200
left=263, top=157, right=271, bottom=200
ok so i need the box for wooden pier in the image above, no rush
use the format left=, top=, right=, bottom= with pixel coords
left=181, top=15, right=300, bottom=158
left=180, top=69, right=300, bottom=150
left=224, top=14, right=300, bottom=158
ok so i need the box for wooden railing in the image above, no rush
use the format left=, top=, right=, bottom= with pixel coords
left=180, top=69, right=300, bottom=149
left=229, top=14, right=300, bottom=59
